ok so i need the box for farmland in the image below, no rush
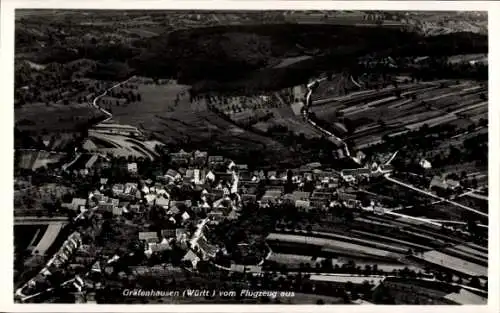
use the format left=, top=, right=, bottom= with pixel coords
left=90, top=78, right=296, bottom=165
left=15, top=102, right=104, bottom=134
left=14, top=225, right=48, bottom=253
left=310, top=80, right=487, bottom=150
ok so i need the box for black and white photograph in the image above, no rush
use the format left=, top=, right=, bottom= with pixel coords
left=7, top=4, right=494, bottom=307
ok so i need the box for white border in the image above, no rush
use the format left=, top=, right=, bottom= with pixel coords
left=1, top=1, right=498, bottom=312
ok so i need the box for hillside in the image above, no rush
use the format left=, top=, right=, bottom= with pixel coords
left=15, top=21, right=487, bottom=94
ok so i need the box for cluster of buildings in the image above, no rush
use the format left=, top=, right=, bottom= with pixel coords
left=16, top=232, right=82, bottom=300
left=339, top=162, right=394, bottom=183
left=21, top=146, right=406, bottom=302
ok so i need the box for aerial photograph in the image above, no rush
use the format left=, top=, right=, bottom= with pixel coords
left=13, top=9, right=488, bottom=304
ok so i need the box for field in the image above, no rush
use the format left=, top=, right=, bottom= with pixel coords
left=267, top=233, right=401, bottom=260
left=416, top=250, right=487, bottom=277
left=16, top=150, right=67, bottom=171
left=310, top=80, right=487, bottom=150
left=363, top=175, right=488, bottom=224
left=31, top=222, right=65, bottom=256
left=14, top=183, right=75, bottom=216
left=272, top=56, right=313, bottom=68
left=15, top=102, right=104, bottom=134
left=14, top=225, right=48, bottom=253
left=85, top=132, right=159, bottom=160
left=95, top=79, right=293, bottom=165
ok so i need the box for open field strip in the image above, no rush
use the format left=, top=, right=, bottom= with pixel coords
left=464, top=193, right=488, bottom=201
left=451, top=101, right=487, bottom=115
left=360, top=214, right=432, bottom=229
left=426, top=91, right=460, bottom=102
left=443, top=247, right=487, bottom=265
left=309, top=274, right=384, bottom=284
left=266, top=233, right=396, bottom=258
left=391, top=110, right=442, bottom=126
left=462, top=242, right=488, bottom=255
left=354, top=217, right=400, bottom=230
left=416, top=250, right=487, bottom=277
left=266, top=252, right=413, bottom=271
left=462, top=105, right=488, bottom=116
left=266, top=252, right=315, bottom=264
left=451, top=245, right=488, bottom=260
left=342, top=96, right=400, bottom=116
left=405, top=113, right=458, bottom=130
left=349, top=230, right=434, bottom=251
left=471, top=113, right=488, bottom=122
left=385, top=211, right=441, bottom=227
left=300, top=230, right=409, bottom=253
left=88, top=132, right=156, bottom=159
left=31, top=222, right=64, bottom=256
left=387, top=98, right=414, bottom=109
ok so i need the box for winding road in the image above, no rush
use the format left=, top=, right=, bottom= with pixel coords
left=16, top=77, right=137, bottom=302
left=302, top=78, right=354, bottom=160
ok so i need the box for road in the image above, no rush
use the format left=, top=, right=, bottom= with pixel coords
left=91, top=76, right=136, bottom=123
left=61, top=76, right=136, bottom=171
left=384, top=174, right=488, bottom=218
left=303, top=78, right=354, bottom=160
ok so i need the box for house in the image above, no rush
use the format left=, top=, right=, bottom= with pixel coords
left=176, top=167, right=186, bottom=176
left=111, top=183, right=124, bottom=195
left=182, top=250, right=201, bottom=268
left=236, top=164, right=248, bottom=171
left=305, top=162, right=322, bottom=169
left=165, top=169, right=181, bottom=182
left=420, top=159, right=432, bottom=169
left=207, top=210, right=225, bottom=224
left=129, top=204, right=141, bottom=213
left=206, top=171, right=216, bottom=182
left=127, top=162, right=138, bottom=174
left=145, top=194, right=156, bottom=205
left=215, top=172, right=233, bottom=183
left=70, top=198, right=87, bottom=211
left=341, top=167, right=371, bottom=179
left=289, top=191, right=311, bottom=202
left=379, top=164, right=394, bottom=174
left=310, top=191, right=333, bottom=209
left=267, top=171, right=278, bottom=180
left=149, top=241, right=172, bottom=253
left=193, top=150, right=208, bottom=165
left=261, top=189, right=283, bottom=204
left=167, top=206, right=180, bottom=216
left=239, top=171, right=252, bottom=182
left=181, top=211, right=191, bottom=221
left=338, top=191, right=357, bottom=202
left=193, top=169, right=204, bottom=185
left=138, top=232, right=158, bottom=243
left=161, top=229, right=176, bottom=239
left=295, top=200, right=311, bottom=210
left=185, top=169, right=195, bottom=180
left=112, top=206, right=123, bottom=216
left=155, top=196, right=170, bottom=209
left=241, top=194, right=257, bottom=203
left=98, top=201, right=114, bottom=212
left=170, top=149, right=191, bottom=165
left=430, top=176, right=461, bottom=191
left=208, top=155, right=224, bottom=166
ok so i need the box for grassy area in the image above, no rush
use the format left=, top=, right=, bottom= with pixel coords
left=16, top=103, right=104, bottom=134
left=97, top=81, right=295, bottom=165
